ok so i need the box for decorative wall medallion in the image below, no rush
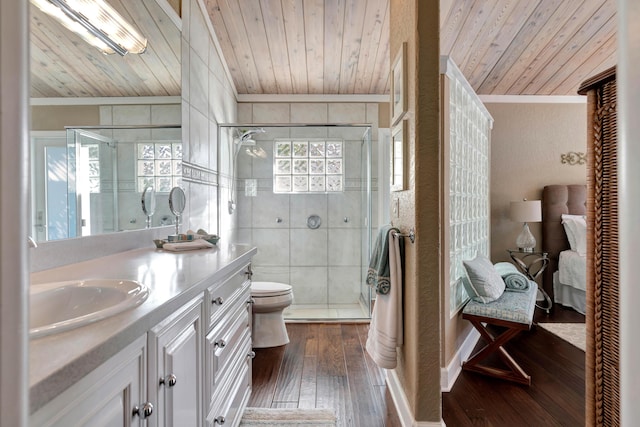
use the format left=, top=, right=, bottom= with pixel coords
left=560, top=151, right=586, bottom=165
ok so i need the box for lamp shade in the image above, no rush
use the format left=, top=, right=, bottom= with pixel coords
left=510, top=200, right=542, bottom=223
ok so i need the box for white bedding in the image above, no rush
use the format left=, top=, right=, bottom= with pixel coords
left=554, top=249, right=586, bottom=314
left=558, top=249, right=586, bottom=291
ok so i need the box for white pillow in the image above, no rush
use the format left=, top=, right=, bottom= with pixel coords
left=462, top=254, right=505, bottom=303
left=561, top=214, right=587, bottom=256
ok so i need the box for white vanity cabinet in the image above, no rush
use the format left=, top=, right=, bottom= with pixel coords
left=29, top=255, right=255, bottom=427
left=148, top=295, right=204, bottom=427
left=204, top=263, right=253, bottom=426
left=30, top=335, right=148, bottom=427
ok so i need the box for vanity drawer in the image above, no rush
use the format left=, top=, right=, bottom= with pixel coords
left=205, top=299, right=251, bottom=411
left=206, top=338, right=252, bottom=427
left=206, top=264, right=251, bottom=326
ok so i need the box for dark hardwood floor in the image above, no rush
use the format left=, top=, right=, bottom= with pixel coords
left=250, top=306, right=584, bottom=427
left=443, top=305, right=586, bottom=427
left=249, top=323, right=402, bottom=427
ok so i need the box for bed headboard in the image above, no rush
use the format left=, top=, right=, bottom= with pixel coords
left=541, top=184, right=587, bottom=299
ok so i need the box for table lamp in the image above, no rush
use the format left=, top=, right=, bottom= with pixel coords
left=510, top=199, right=542, bottom=252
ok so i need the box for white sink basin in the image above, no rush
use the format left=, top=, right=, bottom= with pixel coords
left=30, top=279, right=149, bottom=338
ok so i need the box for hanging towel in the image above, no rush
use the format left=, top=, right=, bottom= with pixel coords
left=366, top=229, right=404, bottom=369
left=366, top=225, right=400, bottom=295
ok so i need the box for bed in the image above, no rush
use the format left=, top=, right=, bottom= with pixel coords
left=541, top=184, right=587, bottom=314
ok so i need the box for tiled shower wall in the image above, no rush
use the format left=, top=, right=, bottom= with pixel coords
left=72, top=0, right=226, bottom=240
left=232, top=103, right=379, bottom=306
left=181, top=0, right=237, bottom=236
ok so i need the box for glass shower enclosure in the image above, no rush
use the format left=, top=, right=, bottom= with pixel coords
left=62, top=125, right=181, bottom=239
left=219, top=124, right=374, bottom=320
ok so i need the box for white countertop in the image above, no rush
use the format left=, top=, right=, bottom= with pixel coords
left=29, top=243, right=257, bottom=413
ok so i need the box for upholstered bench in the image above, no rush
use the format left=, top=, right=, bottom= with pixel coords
left=462, top=282, right=538, bottom=385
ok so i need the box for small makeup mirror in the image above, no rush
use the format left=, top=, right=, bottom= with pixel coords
left=141, top=186, right=156, bottom=229
left=168, top=186, right=186, bottom=235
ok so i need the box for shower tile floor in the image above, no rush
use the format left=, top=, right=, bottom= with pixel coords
left=284, top=303, right=370, bottom=321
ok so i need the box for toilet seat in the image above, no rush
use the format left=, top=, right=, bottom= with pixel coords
left=250, top=281, right=293, bottom=348
left=251, top=282, right=292, bottom=298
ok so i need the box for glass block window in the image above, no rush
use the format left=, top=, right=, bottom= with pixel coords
left=85, top=144, right=100, bottom=193
left=136, top=142, right=182, bottom=193
left=274, top=139, right=344, bottom=193
left=448, top=77, right=492, bottom=315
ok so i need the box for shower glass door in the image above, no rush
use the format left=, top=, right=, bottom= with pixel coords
left=360, top=127, right=373, bottom=317
left=221, top=123, right=374, bottom=320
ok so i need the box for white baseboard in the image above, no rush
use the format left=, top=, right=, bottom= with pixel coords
left=440, top=328, right=481, bottom=392
left=386, top=370, right=446, bottom=427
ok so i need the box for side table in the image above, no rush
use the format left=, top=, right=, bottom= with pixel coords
left=506, top=249, right=552, bottom=314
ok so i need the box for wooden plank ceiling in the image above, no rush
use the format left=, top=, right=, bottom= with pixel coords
left=29, top=0, right=616, bottom=98
left=29, top=0, right=181, bottom=98
left=205, top=0, right=391, bottom=95
left=442, top=0, right=617, bottom=95
left=208, top=0, right=616, bottom=96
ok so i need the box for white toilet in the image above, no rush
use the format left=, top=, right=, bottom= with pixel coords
left=250, top=282, right=294, bottom=348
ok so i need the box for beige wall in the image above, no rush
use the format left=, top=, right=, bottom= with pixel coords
left=31, top=105, right=100, bottom=130
left=390, top=0, right=442, bottom=423
left=487, top=102, right=587, bottom=265
left=378, top=102, right=391, bottom=128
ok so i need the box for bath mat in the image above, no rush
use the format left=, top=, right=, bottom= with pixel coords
left=537, top=322, right=586, bottom=351
left=239, top=408, right=337, bottom=426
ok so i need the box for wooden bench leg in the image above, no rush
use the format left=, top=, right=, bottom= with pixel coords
left=463, top=318, right=531, bottom=385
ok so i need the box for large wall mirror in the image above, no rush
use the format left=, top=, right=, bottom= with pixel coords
left=29, top=0, right=182, bottom=242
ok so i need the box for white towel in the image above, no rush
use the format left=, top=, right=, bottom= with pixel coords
left=162, top=240, right=214, bottom=251
left=366, top=230, right=403, bottom=369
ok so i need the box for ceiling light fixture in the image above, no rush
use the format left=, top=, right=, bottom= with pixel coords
left=31, top=0, right=147, bottom=56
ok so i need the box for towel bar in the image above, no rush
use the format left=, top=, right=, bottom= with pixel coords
left=393, top=228, right=415, bottom=244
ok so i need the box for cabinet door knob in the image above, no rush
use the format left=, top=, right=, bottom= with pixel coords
left=247, top=351, right=256, bottom=359
left=246, top=298, right=254, bottom=306
left=160, top=373, right=177, bottom=388
left=214, top=415, right=226, bottom=424
left=133, top=402, right=154, bottom=419
left=212, top=296, right=224, bottom=305
left=214, top=339, right=227, bottom=348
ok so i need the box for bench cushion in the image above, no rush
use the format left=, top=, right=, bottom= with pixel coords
left=463, top=282, right=538, bottom=325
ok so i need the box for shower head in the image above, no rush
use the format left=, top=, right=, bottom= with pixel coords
left=234, top=128, right=267, bottom=159
left=229, top=127, right=268, bottom=214
left=238, top=128, right=266, bottom=143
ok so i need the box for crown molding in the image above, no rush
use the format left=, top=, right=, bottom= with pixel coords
left=236, top=94, right=389, bottom=103
left=30, top=96, right=181, bottom=106
left=479, top=95, right=587, bottom=104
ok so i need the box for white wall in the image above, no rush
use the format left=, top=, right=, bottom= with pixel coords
left=181, top=0, right=237, bottom=237
left=618, top=0, right=640, bottom=422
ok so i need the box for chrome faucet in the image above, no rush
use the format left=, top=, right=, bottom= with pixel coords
left=27, top=236, right=37, bottom=248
